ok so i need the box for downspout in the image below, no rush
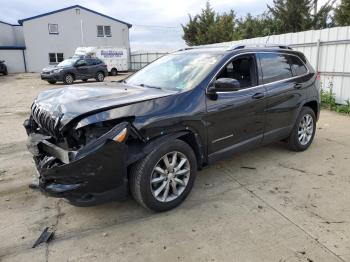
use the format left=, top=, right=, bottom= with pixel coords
left=22, top=49, right=27, bottom=72
left=80, top=19, right=84, bottom=45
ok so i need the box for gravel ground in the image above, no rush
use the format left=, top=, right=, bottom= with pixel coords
left=0, top=73, right=349, bottom=262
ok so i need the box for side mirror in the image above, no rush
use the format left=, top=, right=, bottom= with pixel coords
left=207, top=78, right=240, bottom=94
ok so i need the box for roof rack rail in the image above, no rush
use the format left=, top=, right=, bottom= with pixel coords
left=227, top=44, right=293, bottom=51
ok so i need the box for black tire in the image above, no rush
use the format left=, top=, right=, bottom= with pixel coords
left=129, top=139, right=197, bottom=212
left=63, top=73, right=74, bottom=85
left=287, top=107, right=316, bottom=151
left=3, top=68, right=8, bottom=75
left=82, top=79, right=88, bottom=82
left=47, top=80, right=56, bottom=84
left=110, top=68, right=118, bottom=76
left=95, top=71, right=105, bottom=82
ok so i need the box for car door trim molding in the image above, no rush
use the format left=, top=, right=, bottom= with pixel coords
left=207, top=52, right=310, bottom=95
left=212, top=134, right=234, bottom=144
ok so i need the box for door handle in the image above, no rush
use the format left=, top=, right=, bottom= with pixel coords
left=252, top=93, right=265, bottom=99
left=294, top=83, right=302, bottom=89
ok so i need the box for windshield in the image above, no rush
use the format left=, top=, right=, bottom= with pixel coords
left=125, top=53, right=222, bottom=91
left=57, top=58, right=78, bottom=67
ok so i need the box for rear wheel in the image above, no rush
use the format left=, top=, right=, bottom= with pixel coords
left=287, top=107, right=316, bottom=151
left=110, top=68, right=118, bottom=76
left=96, top=71, right=105, bottom=82
left=63, top=73, right=74, bottom=85
left=47, top=80, right=56, bottom=84
left=3, top=67, right=8, bottom=75
left=129, top=139, right=197, bottom=212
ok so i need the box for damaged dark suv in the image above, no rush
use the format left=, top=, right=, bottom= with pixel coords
left=24, top=45, right=320, bottom=211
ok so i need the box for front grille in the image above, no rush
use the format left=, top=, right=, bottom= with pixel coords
left=31, top=103, right=59, bottom=137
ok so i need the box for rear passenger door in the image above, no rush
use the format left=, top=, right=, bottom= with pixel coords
left=257, top=52, right=308, bottom=144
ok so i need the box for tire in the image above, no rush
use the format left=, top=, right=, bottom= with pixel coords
left=95, top=71, right=105, bottom=82
left=110, top=68, right=118, bottom=76
left=47, top=80, right=56, bottom=84
left=63, top=73, right=74, bottom=85
left=129, top=139, right=197, bottom=212
left=287, top=107, right=316, bottom=151
left=82, top=79, right=88, bottom=82
left=3, top=68, right=8, bottom=75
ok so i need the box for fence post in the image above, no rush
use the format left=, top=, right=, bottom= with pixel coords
left=315, top=39, right=321, bottom=73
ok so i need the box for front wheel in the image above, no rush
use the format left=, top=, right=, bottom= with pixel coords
left=287, top=107, right=316, bottom=151
left=63, top=74, right=74, bottom=85
left=95, top=72, right=105, bottom=82
left=47, top=80, right=56, bottom=84
left=129, top=139, right=197, bottom=212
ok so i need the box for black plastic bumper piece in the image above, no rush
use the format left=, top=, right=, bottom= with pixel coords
left=35, top=140, right=129, bottom=206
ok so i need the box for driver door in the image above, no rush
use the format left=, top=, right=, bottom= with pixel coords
left=75, top=59, right=89, bottom=79
left=205, top=54, right=267, bottom=162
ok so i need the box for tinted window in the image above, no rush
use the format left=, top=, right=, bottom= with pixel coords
left=93, top=59, right=102, bottom=65
left=217, top=55, right=256, bottom=89
left=259, top=53, right=293, bottom=84
left=289, top=56, right=308, bottom=76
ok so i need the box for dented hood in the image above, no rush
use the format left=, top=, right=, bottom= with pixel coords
left=32, top=82, right=175, bottom=130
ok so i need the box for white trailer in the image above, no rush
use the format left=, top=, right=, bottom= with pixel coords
left=75, top=47, right=128, bottom=75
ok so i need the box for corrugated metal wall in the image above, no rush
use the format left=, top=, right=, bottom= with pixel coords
left=130, top=52, right=167, bottom=71
left=203, top=26, right=350, bottom=104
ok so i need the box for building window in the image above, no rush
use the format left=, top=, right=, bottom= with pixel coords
left=97, top=25, right=111, bottom=37
left=49, top=53, right=64, bottom=64
left=48, top=24, right=59, bottom=34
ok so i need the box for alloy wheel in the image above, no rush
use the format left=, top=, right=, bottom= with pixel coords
left=298, top=114, right=314, bottom=145
left=150, top=151, right=190, bottom=203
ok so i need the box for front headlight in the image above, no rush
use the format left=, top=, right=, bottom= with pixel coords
left=52, top=68, right=62, bottom=73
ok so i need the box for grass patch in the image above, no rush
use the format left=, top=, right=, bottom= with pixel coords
left=321, top=82, right=350, bottom=115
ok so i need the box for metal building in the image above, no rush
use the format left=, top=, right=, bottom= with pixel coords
left=0, top=5, right=132, bottom=73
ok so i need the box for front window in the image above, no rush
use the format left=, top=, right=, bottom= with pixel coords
left=57, top=58, right=78, bottom=67
left=125, top=53, right=222, bottom=91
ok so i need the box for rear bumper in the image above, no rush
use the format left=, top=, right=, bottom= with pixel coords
left=26, top=123, right=130, bottom=206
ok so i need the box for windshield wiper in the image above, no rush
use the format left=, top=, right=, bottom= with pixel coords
left=139, top=84, right=162, bottom=90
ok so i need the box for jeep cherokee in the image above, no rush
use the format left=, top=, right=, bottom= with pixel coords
left=24, top=45, right=320, bottom=211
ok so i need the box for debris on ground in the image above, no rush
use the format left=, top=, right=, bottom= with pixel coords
left=240, top=166, right=257, bottom=170
left=29, top=180, right=40, bottom=190
left=32, top=227, right=54, bottom=248
left=258, top=205, right=263, bottom=209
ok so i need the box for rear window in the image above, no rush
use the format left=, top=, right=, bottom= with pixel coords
left=289, top=55, right=308, bottom=76
left=259, top=53, right=293, bottom=84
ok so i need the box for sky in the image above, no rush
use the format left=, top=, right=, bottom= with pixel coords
left=0, top=0, right=332, bottom=51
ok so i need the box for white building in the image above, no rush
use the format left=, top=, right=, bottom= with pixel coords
left=0, top=5, right=132, bottom=73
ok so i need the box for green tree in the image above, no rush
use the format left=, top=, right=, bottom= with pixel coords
left=236, top=13, right=276, bottom=39
left=334, top=0, right=350, bottom=26
left=182, top=2, right=237, bottom=46
left=267, top=0, right=314, bottom=33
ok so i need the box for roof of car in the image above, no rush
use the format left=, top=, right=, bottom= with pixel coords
left=174, top=45, right=300, bottom=56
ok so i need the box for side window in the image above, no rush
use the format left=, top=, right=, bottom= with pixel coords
left=86, top=59, right=94, bottom=66
left=289, top=56, right=308, bottom=76
left=48, top=24, right=58, bottom=34
left=48, top=53, right=64, bottom=64
left=76, top=59, right=87, bottom=66
left=216, top=55, right=257, bottom=89
left=259, top=53, right=293, bottom=84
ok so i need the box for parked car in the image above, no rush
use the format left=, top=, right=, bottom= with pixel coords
left=0, top=60, right=8, bottom=75
left=75, top=46, right=128, bottom=76
left=40, top=57, right=108, bottom=84
left=24, top=45, right=320, bottom=211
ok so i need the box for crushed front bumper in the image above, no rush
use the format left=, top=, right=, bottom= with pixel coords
left=40, top=73, right=61, bottom=81
left=26, top=123, right=129, bottom=206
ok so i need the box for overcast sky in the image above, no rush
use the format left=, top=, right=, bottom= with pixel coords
left=0, top=0, right=332, bottom=51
